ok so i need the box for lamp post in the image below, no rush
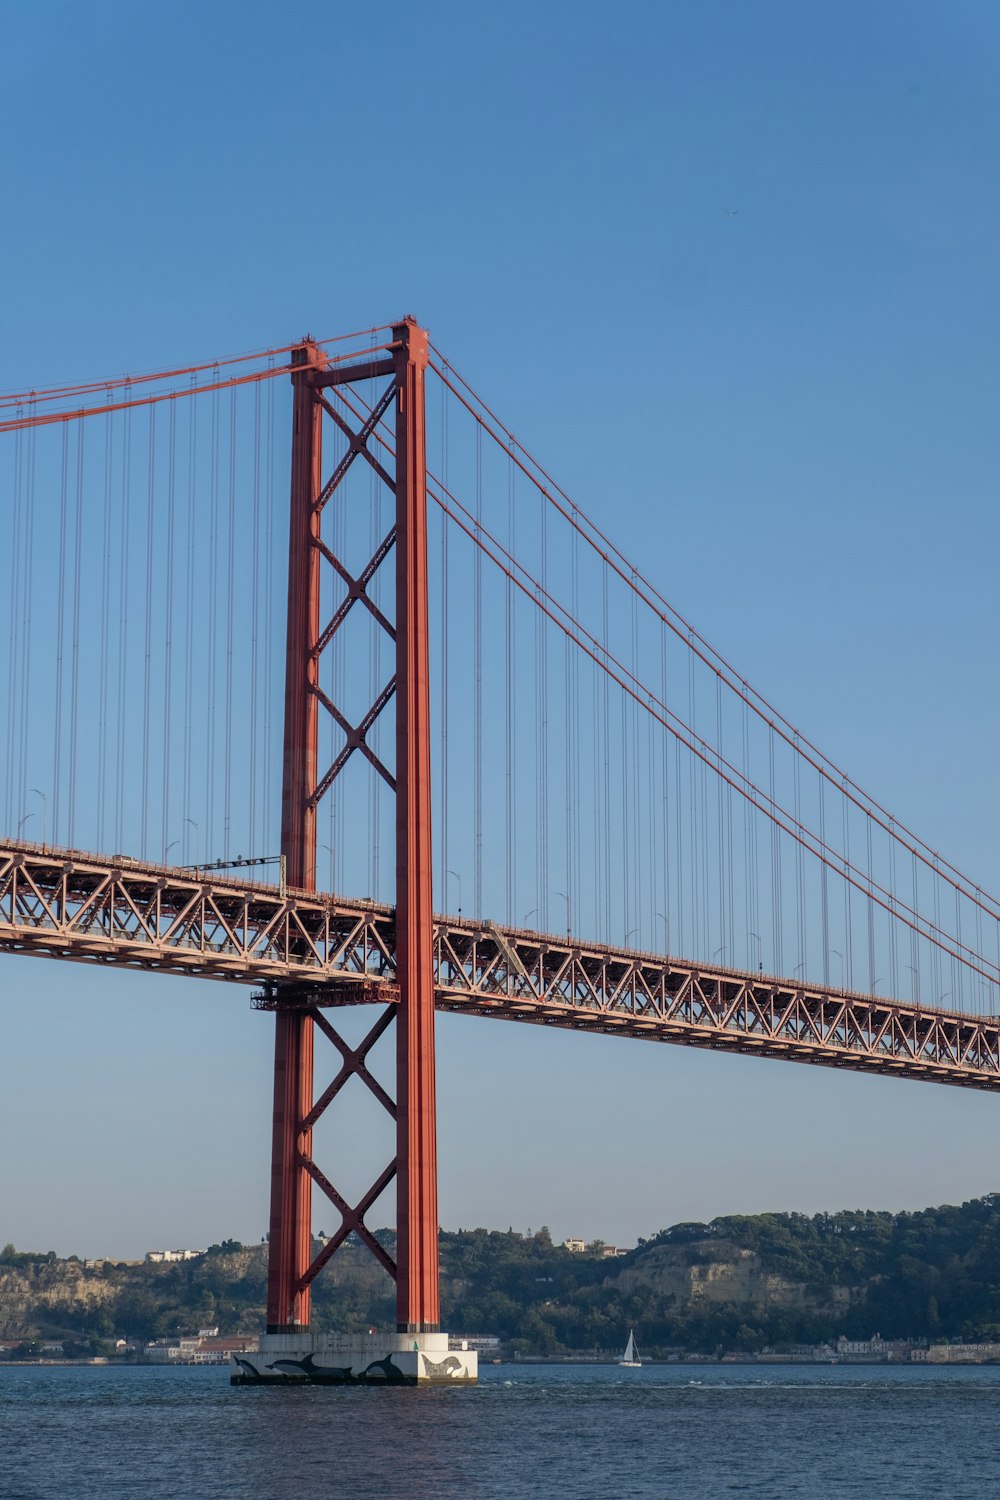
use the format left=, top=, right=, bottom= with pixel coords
left=31, top=789, right=47, bottom=847
left=830, top=949, right=844, bottom=989
left=448, top=869, right=462, bottom=917
left=184, top=818, right=200, bottom=870
left=748, top=930, right=762, bottom=974
left=555, top=890, right=571, bottom=938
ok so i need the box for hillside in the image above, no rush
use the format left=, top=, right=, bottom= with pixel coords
left=5, top=1193, right=1000, bottom=1355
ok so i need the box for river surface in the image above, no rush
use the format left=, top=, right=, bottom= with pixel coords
left=2, top=1361, right=999, bottom=1498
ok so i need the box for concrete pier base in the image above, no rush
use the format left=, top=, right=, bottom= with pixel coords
left=231, top=1331, right=478, bottom=1385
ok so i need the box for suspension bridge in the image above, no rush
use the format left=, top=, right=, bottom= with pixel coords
left=2, top=318, right=998, bottom=1382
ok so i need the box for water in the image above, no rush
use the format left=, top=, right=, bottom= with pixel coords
left=2, top=1362, right=1000, bottom=1498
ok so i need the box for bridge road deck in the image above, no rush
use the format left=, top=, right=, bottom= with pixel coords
left=2, top=839, right=999, bottom=1093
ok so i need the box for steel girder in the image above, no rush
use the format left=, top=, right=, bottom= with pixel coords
left=0, top=841, right=396, bottom=985
left=2, top=840, right=1000, bottom=1092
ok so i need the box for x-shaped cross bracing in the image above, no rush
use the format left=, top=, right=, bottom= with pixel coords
left=296, top=1006, right=398, bottom=1289
left=307, top=378, right=399, bottom=808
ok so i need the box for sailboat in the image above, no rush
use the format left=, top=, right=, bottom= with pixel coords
left=619, top=1329, right=641, bottom=1367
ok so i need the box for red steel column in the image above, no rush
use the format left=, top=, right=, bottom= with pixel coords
left=393, top=318, right=440, bottom=1332
left=266, top=341, right=322, bottom=1332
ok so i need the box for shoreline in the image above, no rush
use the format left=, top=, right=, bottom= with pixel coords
left=5, top=1355, right=1000, bottom=1370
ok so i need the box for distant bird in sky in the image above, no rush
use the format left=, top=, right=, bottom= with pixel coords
left=726, top=209, right=739, bottom=217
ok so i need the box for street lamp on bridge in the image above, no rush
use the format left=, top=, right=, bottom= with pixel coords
left=448, top=868, right=463, bottom=917
left=30, top=789, right=46, bottom=847
left=184, top=818, right=200, bottom=870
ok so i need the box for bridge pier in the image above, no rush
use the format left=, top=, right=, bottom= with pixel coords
left=231, top=1331, right=477, bottom=1386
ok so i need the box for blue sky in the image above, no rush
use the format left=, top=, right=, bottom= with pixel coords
left=2, top=1, right=1000, bottom=1259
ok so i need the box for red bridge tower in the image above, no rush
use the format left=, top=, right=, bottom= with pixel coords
left=255, top=318, right=460, bottom=1381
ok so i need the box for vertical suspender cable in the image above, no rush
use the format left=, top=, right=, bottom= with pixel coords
left=4, top=422, right=22, bottom=831
left=646, top=706, right=655, bottom=943
left=660, top=622, right=670, bottom=954
left=911, top=852, right=920, bottom=1003
left=183, top=380, right=197, bottom=861
left=18, top=413, right=38, bottom=828
left=888, top=818, right=899, bottom=997
left=741, top=697, right=751, bottom=960
left=114, top=392, right=132, bottom=850
left=264, top=362, right=275, bottom=857
left=688, top=640, right=698, bottom=957
left=249, top=381, right=261, bottom=860
left=506, top=442, right=515, bottom=924
left=570, top=510, right=580, bottom=937
left=929, top=870, right=942, bottom=998
left=140, top=405, right=156, bottom=858
left=819, top=770, right=829, bottom=985
left=716, top=675, right=725, bottom=959
left=53, top=425, right=70, bottom=841
left=162, top=399, right=177, bottom=861
left=843, top=781, right=853, bottom=989
left=602, top=561, right=611, bottom=940
left=675, top=736, right=684, bottom=956
left=794, top=740, right=805, bottom=974
left=750, top=732, right=759, bottom=962
left=866, top=815, right=876, bottom=991
left=474, top=422, right=483, bottom=917
left=769, top=726, right=781, bottom=972
left=723, top=687, right=735, bottom=965
left=97, top=403, right=113, bottom=847
left=700, top=682, right=710, bottom=955
left=205, top=377, right=220, bottom=860
left=621, top=588, right=632, bottom=941
left=564, top=597, right=573, bottom=930
left=621, top=691, right=630, bottom=942
left=440, top=373, right=449, bottom=910
left=592, top=653, right=600, bottom=939
left=630, top=576, right=640, bottom=943
left=539, top=500, right=548, bottom=930
left=68, top=421, right=85, bottom=845
left=223, top=390, right=237, bottom=859
left=727, top=780, right=735, bottom=967
left=620, top=582, right=638, bottom=936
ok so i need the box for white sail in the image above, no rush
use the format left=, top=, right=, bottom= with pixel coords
left=620, top=1330, right=640, bottom=1365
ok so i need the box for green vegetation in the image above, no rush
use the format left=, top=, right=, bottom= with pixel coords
left=645, top=1197, right=1000, bottom=1330
left=4, top=1194, right=1000, bottom=1355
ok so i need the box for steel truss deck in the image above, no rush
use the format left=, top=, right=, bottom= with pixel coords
left=2, top=840, right=998, bottom=1091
